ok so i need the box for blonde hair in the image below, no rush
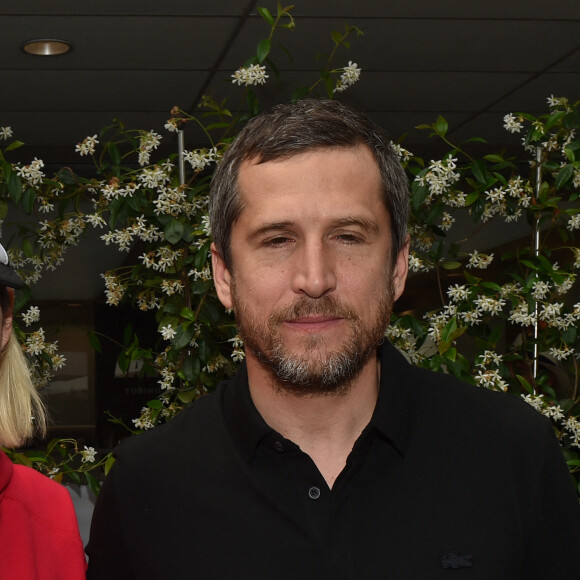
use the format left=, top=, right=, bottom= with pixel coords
left=0, top=333, right=47, bottom=448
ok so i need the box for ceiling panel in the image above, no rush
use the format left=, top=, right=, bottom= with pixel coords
left=0, top=0, right=577, bottom=299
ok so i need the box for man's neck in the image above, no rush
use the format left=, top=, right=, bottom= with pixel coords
left=246, top=354, right=380, bottom=489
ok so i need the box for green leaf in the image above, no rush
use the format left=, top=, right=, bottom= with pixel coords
left=331, top=30, right=342, bottom=45
left=442, top=261, right=462, bottom=270
left=177, top=389, right=198, bottom=404
left=480, top=281, right=502, bottom=291
left=555, top=164, right=574, bottom=190
left=433, top=115, right=448, bottom=137
left=465, top=191, right=480, bottom=206
left=88, top=331, right=102, bottom=353
left=172, top=323, right=196, bottom=350
left=117, top=349, right=130, bottom=373
left=84, top=471, right=101, bottom=497
left=256, top=38, right=271, bottom=64
left=179, top=307, right=196, bottom=321
left=182, top=355, right=200, bottom=384
left=4, top=140, right=24, bottom=152
left=8, top=171, right=22, bottom=203
left=257, top=6, right=275, bottom=26
left=22, top=187, right=35, bottom=214
left=123, top=323, right=134, bottom=346
left=483, top=154, right=504, bottom=163
left=22, top=238, right=34, bottom=259
left=107, top=142, right=121, bottom=166
left=441, top=317, right=458, bottom=344
left=147, top=399, right=163, bottom=410
left=515, top=374, right=534, bottom=395
left=165, top=219, right=185, bottom=244
left=471, top=159, right=488, bottom=185
left=189, top=279, right=212, bottom=295
left=104, top=455, right=116, bottom=476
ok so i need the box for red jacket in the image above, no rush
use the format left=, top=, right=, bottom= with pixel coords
left=0, top=450, right=87, bottom=579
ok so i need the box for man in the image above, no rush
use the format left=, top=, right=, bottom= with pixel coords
left=86, top=99, right=580, bottom=578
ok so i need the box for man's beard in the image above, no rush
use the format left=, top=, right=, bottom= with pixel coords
left=233, top=283, right=394, bottom=396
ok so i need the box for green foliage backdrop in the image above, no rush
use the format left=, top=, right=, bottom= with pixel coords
left=1, top=5, right=579, bottom=497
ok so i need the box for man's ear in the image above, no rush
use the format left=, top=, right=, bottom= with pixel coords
left=211, top=243, right=234, bottom=310
left=392, top=235, right=410, bottom=302
left=1, top=288, right=14, bottom=351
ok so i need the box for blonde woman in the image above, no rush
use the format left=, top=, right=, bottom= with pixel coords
left=0, top=243, right=86, bottom=578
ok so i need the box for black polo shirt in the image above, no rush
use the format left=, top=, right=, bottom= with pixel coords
left=86, top=342, right=580, bottom=579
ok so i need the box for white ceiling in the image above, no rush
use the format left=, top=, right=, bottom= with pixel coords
left=0, top=1, right=579, bottom=299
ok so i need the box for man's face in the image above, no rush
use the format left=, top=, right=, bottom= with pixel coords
left=212, top=145, right=409, bottom=394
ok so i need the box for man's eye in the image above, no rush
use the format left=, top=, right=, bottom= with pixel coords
left=266, top=236, right=292, bottom=247
left=336, top=234, right=361, bottom=244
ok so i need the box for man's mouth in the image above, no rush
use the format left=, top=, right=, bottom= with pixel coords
left=283, top=316, right=344, bottom=332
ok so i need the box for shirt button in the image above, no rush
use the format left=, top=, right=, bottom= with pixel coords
left=273, top=440, right=284, bottom=453
left=308, top=486, right=321, bottom=500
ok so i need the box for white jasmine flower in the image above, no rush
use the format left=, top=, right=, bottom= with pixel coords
left=509, top=302, right=536, bottom=327
left=84, top=213, right=107, bottom=228
left=467, top=250, right=494, bottom=270
left=25, top=328, right=46, bottom=355
left=568, top=214, right=580, bottom=231
left=531, top=280, right=551, bottom=300
left=132, top=407, right=155, bottom=430
left=473, top=295, right=505, bottom=314
left=75, top=134, right=99, bottom=156
left=476, top=350, right=503, bottom=368
left=160, top=324, right=177, bottom=341
left=228, top=335, right=244, bottom=349
left=0, top=126, right=13, bottom=140
left=390, top=142, right=412, bottom=162
left=333, top=61, right=361, bottom=93
left=549, top=346, right=573, bottom=361
left=474, top=369, right=508, bottom=391
left=16, top=157, right=45, bottom=186
left=160, top=279, right=184, bottom=296
left=182, top=147, right=219, bottom=172
left=447, top=284, right=470, bottom=302
left=503, top=113, right=523, bottom=134
left=539, top=302, right=563, bottom=322
left=408, top=254, right=430, bottom=273
left=440, top=212, right=455, bottom=231
left=164, top=118, right=179, bottom=133
left=565, top=417, right=580, bottom=449
left=21, top=306, right=41, bottom=327
left=415, top=157, right=460, bottom=199
left=231, top=64, right=269, bottom=86
left=80, top=446, right=97, bottom=463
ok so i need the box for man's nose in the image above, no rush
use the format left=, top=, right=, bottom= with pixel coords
left=290, top=241, right=337, bottom=298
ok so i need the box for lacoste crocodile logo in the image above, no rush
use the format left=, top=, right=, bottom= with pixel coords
left=441, top=551, right=473, bottom=569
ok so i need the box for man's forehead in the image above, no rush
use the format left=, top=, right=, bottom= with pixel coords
left=233, top=146, right=388, bottom=230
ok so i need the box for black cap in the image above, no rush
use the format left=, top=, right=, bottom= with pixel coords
left=0, top=243, right=24, bottom=289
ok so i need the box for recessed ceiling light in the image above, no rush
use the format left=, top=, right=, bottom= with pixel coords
left=22, top=39, right=71, bottom=56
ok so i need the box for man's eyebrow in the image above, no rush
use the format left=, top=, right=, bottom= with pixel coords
left=330, top=216, right=380, bottom=233
left=248, top=217, right=380, bottom=240
left=249, top=221, right=294, bottom=239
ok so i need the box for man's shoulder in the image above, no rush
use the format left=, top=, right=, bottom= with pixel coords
left=383, top=343, right=551, bottom=440
left=115, top=381, right=230, bottom=463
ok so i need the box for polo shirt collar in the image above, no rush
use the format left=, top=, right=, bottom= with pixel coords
left=369, top=341, right=415, bottom=457
left=227, top=361, right=273, bottom=462
left=226, top=341, right=415, bottom=462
